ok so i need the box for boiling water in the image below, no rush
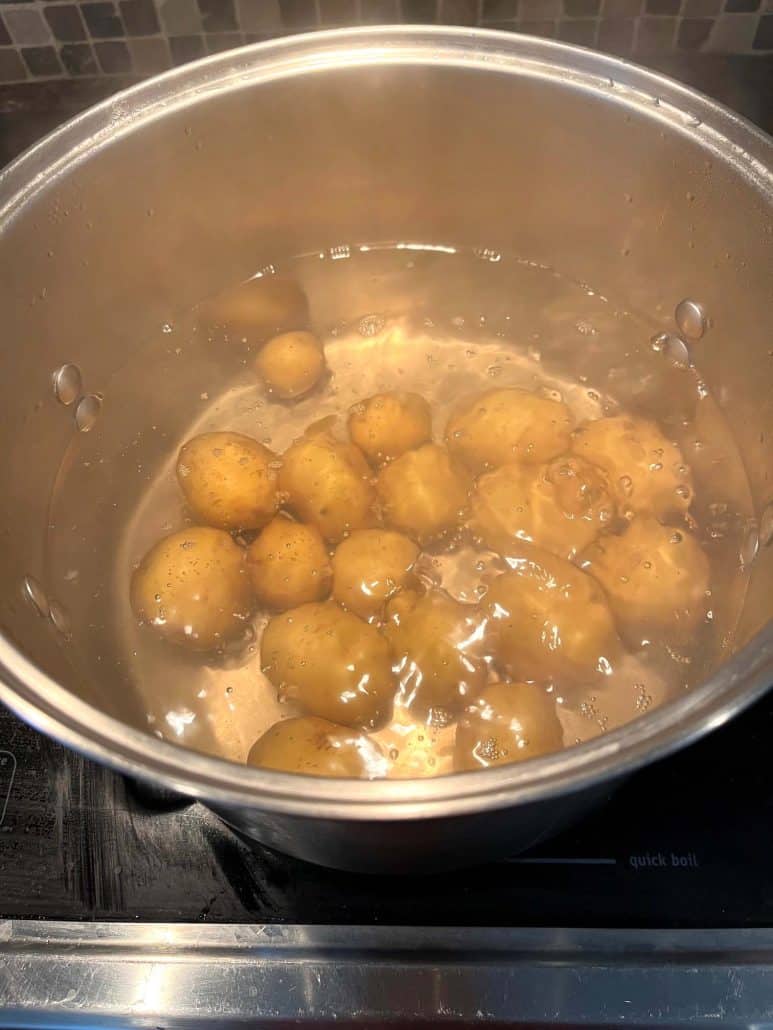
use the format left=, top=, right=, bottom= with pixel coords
left=44, top=244, right=755, bottom=777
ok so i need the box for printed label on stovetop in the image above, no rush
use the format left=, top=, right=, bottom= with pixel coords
left=0, top=750, right=16, bottom=826
left=629, top=851, right=700, bottom=870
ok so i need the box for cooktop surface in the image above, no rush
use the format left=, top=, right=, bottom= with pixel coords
left=1, top=691, right=771, bottom=927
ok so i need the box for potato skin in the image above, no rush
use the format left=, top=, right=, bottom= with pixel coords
left=199, top=276, right=309, bottom=344
left=261, top=601, right=394, bottom=728
left=571, top=415, right=693, bottom=519
left=130, top=526, right=254, bottom=651
left=484, top=547, right=622, bottom=683
left=384, top=589, right=488, bottom=717
left=454, top=682, right=563, bottom=771
left=446, top=388, right=574, bottom=471
left=279, top=430, right=375, bottom=544
left=332, top=529, right=418, bottom=620
left=582, top=516, right=710, bottom=642
left=376, top=443, right=469, bottom=543
left=348, top=392, right=432, bottom=465
left=177, top=431, right=278, bottom=531
left=471, top=455, right=616, bottom=560
left=254, top=331, right=325, bottom=400
left=247, top=516, right=331, bottom=610
left=247, top=716, right=386, bottom=778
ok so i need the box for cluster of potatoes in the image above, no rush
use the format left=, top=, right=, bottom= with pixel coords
left=131, top=280, right=710, bottom=780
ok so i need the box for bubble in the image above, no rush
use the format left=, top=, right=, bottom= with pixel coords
left=358, top=314, right=385, bottom=337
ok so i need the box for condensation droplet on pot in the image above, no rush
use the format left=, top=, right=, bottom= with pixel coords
left=22, top=575, right=49, bottom=618
left=740, top=527, right=759, bottom=568
left=652, top=332, right=690, bottom=367
left=52, top=363, right=82, bottom=406
left=675, top=298, right=706, bottom=340
left=49, top=599, right=71, bottom=638
left=752, top=502, right=773, bottom=551
left=75, top=394, right=102, bottom=432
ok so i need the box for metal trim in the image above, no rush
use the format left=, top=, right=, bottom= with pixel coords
left=2, top=921, right=773, bottom=1026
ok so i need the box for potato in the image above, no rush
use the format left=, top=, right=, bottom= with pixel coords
left=376, top=443, right=469, bottom=543
left=348, top=391, right=432, bottom=465
left=279, top=430, right=376, bottom=543
left=455, top=682, right=563, bottom=771
left=571, top=415, right=693, bottom=519
left=384, top=589, right=488, bottom=717
left=247, top=515, right=331, bottom=610
left=582, top=516, right=710, bottom=642
left=247, top=716, right=387, bottom=778
left=131, top=526, right=254, bottom=651
left=261, top=601, right=394, bottom=728
left=446, top=388, right=574, bottom=471
left=332, top=529, right=418, bottom=620
left=471, top=455, right=616, bottom=560
left=199, top=276, right=309, bottom=344
left=254, top=330, right=325, bottom=400
left=177, top=431, right=278, bottom=531
left=484, top=547, right=622, bottom=683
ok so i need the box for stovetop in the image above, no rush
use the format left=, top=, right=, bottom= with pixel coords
left=1, top=691, right=771, bottom=927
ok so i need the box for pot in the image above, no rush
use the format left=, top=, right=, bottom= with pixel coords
left=0, top=27, right=771, bottom=873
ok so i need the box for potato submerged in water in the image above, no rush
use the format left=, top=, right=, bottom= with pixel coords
left=471, top=455, right=616, bottom=560
left=384, top=589, right=488, bottom=717
left=247, top=515, right=331, bottom=610
left=131, top=527, right=254, bottom=651
left=177, top=431, right=278, bottom=531
left=376, top=443, right=469, bottom=543
left=247, top=716, right=387, bottom=778
left=254, top=330, right=325, bottom=400
left=484, top=547, right=621, bottom=683
left=454, top=682, right=563, bottom=771
left=571, top=415, right=693, bottom=519
left=446, top=388, right=574, bottom=471
left=332, top=529, right=418, bottom=620
left=261, top=601, right=394, bottom=728
left=199, top=276, right=309, bottom=344
left=582, top=516, right=710, bottom=642
left=348, top=391, right=432, bottom=465
left=279, top=429, right=375, bottom=543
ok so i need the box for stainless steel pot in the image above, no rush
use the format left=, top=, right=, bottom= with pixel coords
left=0, top=27, right=771, bottom=872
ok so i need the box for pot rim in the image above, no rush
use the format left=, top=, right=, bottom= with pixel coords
left=0, top=25, right=771, bottom=821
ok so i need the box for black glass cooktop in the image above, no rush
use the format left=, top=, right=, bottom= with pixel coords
left=1, top=692, right=771, bottom=927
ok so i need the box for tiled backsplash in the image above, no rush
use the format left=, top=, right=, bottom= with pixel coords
left=0, top=0, right=770, bottom=83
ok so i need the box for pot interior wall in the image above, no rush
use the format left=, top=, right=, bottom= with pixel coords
left=0, top=51, right=770, bottom=735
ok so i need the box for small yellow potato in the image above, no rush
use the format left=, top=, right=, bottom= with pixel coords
left=199, top=276, right=309, bottom=344
left=177, top=431, right=278, bottom=531
left=582, top=516, right=710, bottom=642
left=376, top=443, right=469, bottom=543
left=348, top=391, right=432, bottom=465
left=384, top=589, right=488, bottom=717
left=471, top=455, right=616, bottom=560
left=247, top=716, right=387, bottom=778
left=571, top=415, right=693, bottom=518
left=446, top=388, right=574, bottom=471
left=254, top=330, right=325, bottom=400
left=131, top=526, right=254, bottom=651
left=332, top=529, right=419, bottom=620
left=279, top=430, right=376, bottom=543
left=261, top=601, right=394, bottom=728
left=454, top=682, right=563, bottom=771
left=484, top=547, right=622, bottom=683
left=247, top=515, right=331, bottom=610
